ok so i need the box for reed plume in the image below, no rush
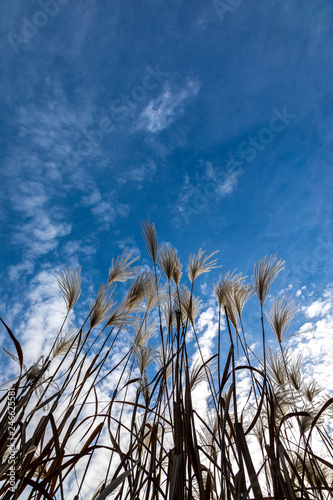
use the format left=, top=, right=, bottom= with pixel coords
left=232, top=279, right=254, bottom=316
left=266, top=347, right=288, bottom=386
left=303, top=380, right=322, bottom=403
left=141, top=218, right=158, bottom=263
left=177, top=284, right=202, bottom=326
left=52, top=328, right=78, bottom=358
left=266, top=296, right=298, bottom=344
left=54, top=265, right=81, bottom=312
left=157, top=244, right=177, bottom=282
left=108, top=247, right=140, bottom=284
left=214, top=270, right=240, bottom=308
left=124, top=272, right=147, bottom=310
left=157, top=243, right=183, bottom=285
left=89, top=284, right=115, bottom=329
left=252, top=254, right=285, bottom=305
left=188, top=248, right=219, bottom=283
left=172, top=252, right=183, bottom=286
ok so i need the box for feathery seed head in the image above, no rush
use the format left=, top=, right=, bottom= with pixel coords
left=287, top=353, right=303, bottom=391
left=303, top=380, right=322, bottom=403
left=52, top=328, right=78, bottom=358
left=252, top=254, right=285, bottom=305
left=266, top=347, right=288, bottom=386
left=26, top=361, right=44, bottom=382
left=252, top=417, right=265, bottom=450
left=124, top=272, right=147, bottom=310
left=161, top=298, right=178, bottom=331
left=157, top=244, right=182, bottom=284
left=157, top=244, right=175, bottom=282
left=142, top=271, right=166, bottom=311
left=188, top=249, right=220, bottom=283
left=198, top=413, right=219, bottom=457
left=108, top=247, right=140, bottom=284
left=141, top=218, right=158, bottom=263
left=155, top=345, right=173, bottom=380
left=299, top=457, right=333, bottom=488
left=214, top=271, right=240, bottom=308
left=89, top=284, right=115, bottom=329
left=189, top=358, right=216, bottom=391
left=140, top=371, right=151, bottom=407
left=226, top=300, right=239, bottom=331
left=298, top=407, right=316, bottom=435
left=54, top=265, right=82, bottom=312
left=172, top=253, right=183, bottom=286
left=266, top=296, right=298, bottom=344
left=106, top=304, right=132, bottom=329
left=133, top=344, right=156, bottom=380
left=270, top=385, right=294, bottom=424
left=132, top=318, right=157, bottom=350
left=177, top=285, right=202, bottom=327
left=214, top=272, right=249, bottom=330
left=233, top=280, right=254, bottom=316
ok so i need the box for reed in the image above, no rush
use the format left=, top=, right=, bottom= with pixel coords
left=0, top=221, right=332, bottom=499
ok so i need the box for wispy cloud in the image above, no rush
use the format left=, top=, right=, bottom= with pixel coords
left=115, top=157, right=157, bottom=187
left=204, top=160, right=241, bottom=196
left=13, top=214, right=71, bottom=257
left=289, top=285, right=333, bottom=392
left=195, top=306, right=220, bottom=361
left=80, top=187, right=130, bottom=228
left=175, top=159, right=242, bottom=224
left=1, top=91, right=133, bottom=280
left=137, top=80, right=200, bottom=133
left=7, top=180, right=72, bottom=279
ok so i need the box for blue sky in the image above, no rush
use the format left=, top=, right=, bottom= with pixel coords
left=1, top=0, right=333, bottom=380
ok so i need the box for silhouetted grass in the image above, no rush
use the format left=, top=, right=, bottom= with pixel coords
left=1, top=220, right=332, bottom=499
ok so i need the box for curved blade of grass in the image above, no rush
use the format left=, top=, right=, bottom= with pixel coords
left=94, top=469, right=132, bottom=500
left=0, top=317, right=24, bottom=374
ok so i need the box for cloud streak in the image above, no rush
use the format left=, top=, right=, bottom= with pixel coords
left=137, top=80, right=200, bottom=133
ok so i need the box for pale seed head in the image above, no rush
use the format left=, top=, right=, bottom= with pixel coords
left=54, top=266, right=82, bottom=312
left=108, top=247, right=140, bottom=284
left=252, top=254, right=285, bottom=305
left=188, top=249, right=220, bottom=284
left=89, top=284, right=115, bottom=329
left=141, top=218, right=158, bottom=263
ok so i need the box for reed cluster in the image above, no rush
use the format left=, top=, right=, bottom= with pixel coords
left=0, top=220, right=332, bottom=499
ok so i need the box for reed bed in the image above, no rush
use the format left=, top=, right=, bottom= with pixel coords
left=0, top=220, right=332, bottom=499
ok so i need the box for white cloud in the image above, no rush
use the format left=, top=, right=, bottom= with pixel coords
left=8, top=260, right=34, bottom=282
left=6, top=179, right=72, bottom=280
left=174, top=158, right=242, bottom=223
left=116, top=157, right=157, bottom=186
left=302, top=293, right=333, bottom=318
left=137, top=80, right=200, bottom=133
left=189, top=305, right=224, bottom=416
left=13, top=211, right=72, bottom=257
left=204, top=160, right=242, bottom=197
left=289, top=288, right=333, bottom=392
left=81, top=187, right=130, bottom=227
left=62, top=238, right=97, bottom=261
